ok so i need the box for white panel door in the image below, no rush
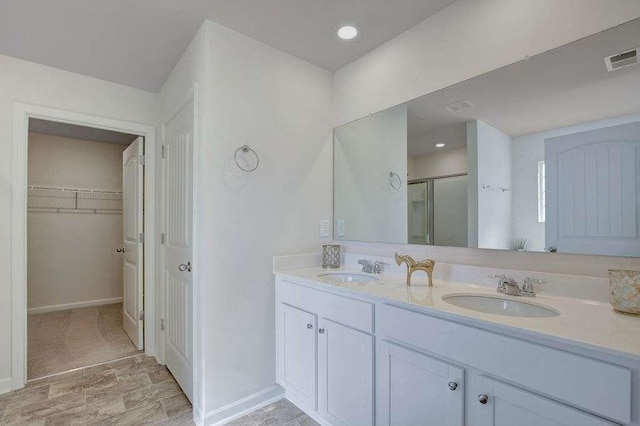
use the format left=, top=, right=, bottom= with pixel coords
left=122, top=137, right=144, bottom=350
left=377, top=341, right=464, bottom=426
left=163, top=100, right=194, bottom=401
left=476, top=376, right=616, bottom=426
left=280, top=304, right=318, bottom=410
left=318, top=319, right=374, bottom=426
left=545, top=122, right=640, bottom=256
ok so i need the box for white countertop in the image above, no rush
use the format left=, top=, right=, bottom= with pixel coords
left=276, top=266, right=640, bottom=360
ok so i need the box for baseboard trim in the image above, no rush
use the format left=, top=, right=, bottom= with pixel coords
left=28, top=297, right=123, bottom=314
left=204, top=384, right=285, bottom=425
left=0, top=377, right=13, bottom=395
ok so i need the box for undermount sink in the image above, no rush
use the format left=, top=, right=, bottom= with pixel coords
left=442, top=294, right=560, bottom=318
left=318, top=272, right=379, bottom=284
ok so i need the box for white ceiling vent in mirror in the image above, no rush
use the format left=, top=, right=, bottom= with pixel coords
left=605, top=47, right=639, bottom=71
left=445, top=99, right=475, bottom=114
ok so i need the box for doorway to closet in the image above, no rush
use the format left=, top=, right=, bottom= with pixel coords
left=26, top=119, right=145, bottom=380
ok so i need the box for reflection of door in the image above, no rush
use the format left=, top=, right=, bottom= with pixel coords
left=163, top=100, right=194, bottom=401
left=122, top=137, right=144, bottom=350
left=545, top=122, right=640, bottom=256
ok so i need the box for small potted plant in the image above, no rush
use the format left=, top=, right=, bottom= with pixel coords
left=509, top=238, right=529, bottom=252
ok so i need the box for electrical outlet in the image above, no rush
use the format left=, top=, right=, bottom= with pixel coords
left=336, top=220, right=346, bottom=237
left=320, top=220, right=330, bottom=238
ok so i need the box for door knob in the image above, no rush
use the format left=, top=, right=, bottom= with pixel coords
left=306, top=324, right=313, bottom=329
left=178, top=262, right=192, bottom=272
left=478, top=394, right=489, bottom=404
left=318, top=328, right=325, bottom=334
left=116, top=247, right=125, bottom=253
left=448, top=382, right=458, bottom=391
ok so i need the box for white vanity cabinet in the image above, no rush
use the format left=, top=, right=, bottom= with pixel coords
left=276, top=279, right=375, bottom=425
left=475, top=376, right=616, bottom=426
left=279, top=304, right=318, bottom=410
left=376, top=341, right=464, bottom=426
left=318, top=319, right=374, bottom=425
left=275, top=276, right=635, bottom=426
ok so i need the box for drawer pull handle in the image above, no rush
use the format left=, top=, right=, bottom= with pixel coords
left=448, top=382, right=458, bottom=391
left=319, top=328, right=325, bottom=334
left=478, top=394, right=489, bottom=405
left=306, top=323, right=313, bottom=329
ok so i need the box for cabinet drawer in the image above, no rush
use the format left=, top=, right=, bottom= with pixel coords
left=377, top=304, right=631, bottom=424
left=278, top=280, right=374, bottom=333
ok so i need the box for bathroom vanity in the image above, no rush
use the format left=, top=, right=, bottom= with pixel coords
left=274, top=258, right=640, bottom=426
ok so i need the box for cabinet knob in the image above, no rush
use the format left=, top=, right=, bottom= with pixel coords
left=448, top=382, right=458, bottom=391
left=478, top=394, right=489, bottom=405
left=306, top=323, right=313, bottom=329
left=318, top=328, right=325, bottom=334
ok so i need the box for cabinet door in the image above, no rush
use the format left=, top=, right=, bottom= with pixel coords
left=476, top=376, right=616, bottom=426
left=377, top=341, right=464, bottom=426
left=318, top=319, right=374, bottom=425
left=280, top=304, right=318, bottom=410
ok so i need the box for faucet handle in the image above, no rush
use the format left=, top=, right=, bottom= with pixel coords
left=521, top=278, right=546, bottom=297
left=358, top=259, right=374, bottom=273
left=523, top=278, right=547, bottom=288
left=373, top=261, right=386, bottom=274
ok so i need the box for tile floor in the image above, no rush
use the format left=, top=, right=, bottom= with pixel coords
left=0, top=355, right=191, bottom=425
left=28, top=304, right=142, bottom=379
left=0, top=354, right=317, bottom=425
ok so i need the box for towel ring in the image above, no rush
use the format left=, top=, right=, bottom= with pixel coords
left=234, top=145, right=260, bottom=172
left=389, top=172, right=402, bottom=190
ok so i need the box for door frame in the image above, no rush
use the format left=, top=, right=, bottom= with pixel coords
left=158, top=83, right=199, bottom=406
left=11, top=102, right=157, bottom=389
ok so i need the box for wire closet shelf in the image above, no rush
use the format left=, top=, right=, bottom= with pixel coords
left=27, top=185, right=123, bottom=214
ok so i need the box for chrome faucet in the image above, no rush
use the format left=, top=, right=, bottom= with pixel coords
left=489, top=274, right=521, bottom=296
left=489, top=275, right=547, bottom=297
left=358, top=259, right=385, bottom=274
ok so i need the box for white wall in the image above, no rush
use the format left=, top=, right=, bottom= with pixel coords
left=409, top=146, right=467, bottom=180
left=335, top=104, right=408, bottom=243
left=512, top=112, right=640, bottom=252
left=333, top=0, right=640, bottom=126
left=0, top=53, right=157, bottom=386
left=180, top=21, right=334, bottom=419
left=27, top=133, right=125, bottom=311
left=469, top=120, right=512, bottom=250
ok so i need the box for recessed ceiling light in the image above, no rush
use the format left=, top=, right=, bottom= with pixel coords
left=435, top=143, right=445, bottom=148
left=338, top=25, right=358, bottom=40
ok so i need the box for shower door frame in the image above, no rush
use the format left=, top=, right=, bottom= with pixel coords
left=408, top=172, right=468, bottom=246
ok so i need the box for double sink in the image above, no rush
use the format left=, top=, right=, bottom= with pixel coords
left=318, top=272, right=559, bottom=319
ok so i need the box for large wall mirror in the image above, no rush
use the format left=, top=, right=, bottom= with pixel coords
left=334, top=19, right=640, bottom=257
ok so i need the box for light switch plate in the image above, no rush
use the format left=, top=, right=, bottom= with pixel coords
left=320, top=220, right=330, bottom=238
left=336, top=220, right=345, bottom=237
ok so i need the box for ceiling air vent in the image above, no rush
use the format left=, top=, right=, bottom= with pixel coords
left=445, top=99, right=475, bottom=114
left=605, top=47, right=639, bottom=71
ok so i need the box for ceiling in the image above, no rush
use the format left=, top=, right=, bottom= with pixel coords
left=0, top=0, right=457, bottom=92
left=406, top=18, right=640, bottom=156
left=29, top=119, right=138, bottom=145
